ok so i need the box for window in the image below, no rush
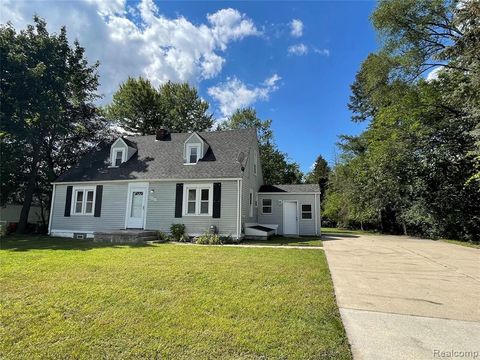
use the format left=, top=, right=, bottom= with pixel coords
left=253, top=152, right=257, bottom=175
left=184, top=184, right=212, bottom=215
left=186, top=144, right=201, bottom=164
left=262, top=199, right=272, bottom=214
left=249, top=189, right=253, bottom=217
left=112, top=149, right=125, bottom=167
left=255, top=193, right=258, bottom=208
left=301, top=204, right=313, bottom=219
left=72, top=187, right=95, bottom=215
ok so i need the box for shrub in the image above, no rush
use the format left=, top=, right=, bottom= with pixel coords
left=0, top=223, right=6, bottom=237
left=170, top=224, right=186, bottom=241
left=179, top=234, right=190, bottom=242
left=157, top=231, right=168, bottom=241
left=195, top=232, right=221, bottom=245
left=220, top=235, right=237, bottom=244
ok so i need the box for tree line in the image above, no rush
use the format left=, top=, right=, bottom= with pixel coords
left=323, top=0, right=480, bottom=242
left=1, top=17, right=322, bottom=233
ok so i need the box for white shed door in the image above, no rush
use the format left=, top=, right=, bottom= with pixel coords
left=283, top=201, right=298, bottom=235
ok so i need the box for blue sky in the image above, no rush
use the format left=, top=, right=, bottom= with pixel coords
left=1, top=0, right=378, bottom=173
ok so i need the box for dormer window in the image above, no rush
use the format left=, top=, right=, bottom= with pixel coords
left=112, top=148, right=125, bottom=167
left=186, top=144, right=200, bottom=164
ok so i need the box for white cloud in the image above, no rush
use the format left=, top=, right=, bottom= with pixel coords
left=290, top=19, right=303, bottom=37
left=208, top=74, right=281, bottom=118
left=288, top=43, right=309, bottom=56
left=313, top=47, right=330, bottom=56
left=0, top=0, right=260, bottom=102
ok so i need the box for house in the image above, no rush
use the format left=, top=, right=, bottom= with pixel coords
left=48, top=128, right=321, bottom=239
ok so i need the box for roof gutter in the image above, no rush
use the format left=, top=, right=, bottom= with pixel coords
left=52, top=177, right=243, bottom=185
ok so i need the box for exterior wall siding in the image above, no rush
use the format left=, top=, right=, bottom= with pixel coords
left=145, top=180, right=238, bottom=237
left=50, top=183, right=128, bottom=233
left=241, top=143, right=263, bottom=232
left=258, top=193, right=320, bottom=236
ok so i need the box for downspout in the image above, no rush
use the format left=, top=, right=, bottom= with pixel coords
left=47, top=183, right=56, bottom=235
left=236, top=179, right=240, bottom=239
left=239, top=179, right=242, bottom=239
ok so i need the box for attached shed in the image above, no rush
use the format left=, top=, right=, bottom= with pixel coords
left=257, top=184, right=321, bottom=236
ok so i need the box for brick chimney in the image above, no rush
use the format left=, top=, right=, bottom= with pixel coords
left=155, top=127, right=169, bottom=141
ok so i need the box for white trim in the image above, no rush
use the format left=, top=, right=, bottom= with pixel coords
left=124, top=182, right=149, bottom=229
left=185, top=143, right=201, bottom=164
left=48, top=183, right=56, bottom=235
left=253, top=151, right=257, bottom=176
left=239, top=179, right=242, bottom=235
left=111, top=137, right=129, bottom=148
left=50, top=230, right=94, bottom=238
left=259, top=192, right=321, bottom=195
left=184, top=132, right=204, bottom=161
left=183, top=183, right=213, bottom=216
left=255, top=193, right=258, bottom=208
left=282, top=200, right=299, bottom=235
left=52, top=178, right=242, bottom=185
left=261, top=198, right=273, bottom=214
left=314, top=194, right=318, bottom=236
left=71, top=186, right=96, bottom=216
left=236, top=179, right=241, bottom=239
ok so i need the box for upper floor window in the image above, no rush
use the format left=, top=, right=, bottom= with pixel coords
left=253, top=152, right=257, bottom=175
left=114, top=149, right=124, bottom=167
left=184, top=184, right=212, bottom=216
left=186, top=144, right=201, bottom=164
left=249, top=189, right=254, bottom=217
left=72, top=187, right=95, bottom=215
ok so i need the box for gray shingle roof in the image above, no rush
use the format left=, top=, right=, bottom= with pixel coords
left=55, top=128, right=257, bottom=182
left=259, top=184, right=321, bottom=193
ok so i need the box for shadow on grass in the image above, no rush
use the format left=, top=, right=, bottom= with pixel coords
left=0, top=235, right=155, bottom=252
left=242, top=235, right=323, bottom=246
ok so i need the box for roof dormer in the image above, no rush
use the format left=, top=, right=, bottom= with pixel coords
left=110, top=137, right=136, bottom=167
left=184, top=132, right=209, bottom=165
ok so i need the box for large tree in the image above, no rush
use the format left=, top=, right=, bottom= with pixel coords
left=106, top=78, right=213, bottom=134
left=326, top=0, right=480, bottom=240
left=305, top=155, right=330, bottom=195
left=0, top=17, right=108, bottom=233
left=219, top=108, right=303, bottom=184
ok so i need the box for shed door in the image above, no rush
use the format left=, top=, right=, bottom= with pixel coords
left=283, top=201, right=298, bottom=235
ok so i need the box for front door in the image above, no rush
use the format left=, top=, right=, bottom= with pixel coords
left=283, top=201, right=298, bottom=235
left=127, top=187, right=146, bottom=229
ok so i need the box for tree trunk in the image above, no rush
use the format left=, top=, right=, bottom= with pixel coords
left=360, top=220, right=364, bottom=231
left=402, top=220, right=408, bottom=236
left=16, top=152, right=40, bottom=234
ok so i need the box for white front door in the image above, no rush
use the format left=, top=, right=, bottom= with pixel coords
left=126, top=186, right=147, bottom=229
left=283, top=201, right=298, bottom=235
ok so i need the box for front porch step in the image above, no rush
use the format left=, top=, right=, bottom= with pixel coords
left=94, top=230, right=158, bottom=244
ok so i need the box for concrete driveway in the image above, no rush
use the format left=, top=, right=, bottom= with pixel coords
left=323, top=233, right=480, bottom=360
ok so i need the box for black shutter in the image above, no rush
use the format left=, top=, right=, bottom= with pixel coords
left=64, top=186, right=73, bottom=217
left=213, top=182, right=221, bottom=218
left=175, top=183, right=183, bottom=218
left=94, top=185, right=103, bottom=217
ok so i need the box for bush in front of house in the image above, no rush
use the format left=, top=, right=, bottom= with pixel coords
left=195, top=232, right=222, bottom=245
left=157, top=231, right=168, bottom=241
left=220, top=235, right=238, bottom=244
left=170, top=224, right=187, bottom=241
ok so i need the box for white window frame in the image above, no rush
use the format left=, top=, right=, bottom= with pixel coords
left=253, top=152, right=257, bottom=176
left=249, top=189, right=254, bottom=217
left=301, top=204, right=313, bottom=220
left=255, top=193, right=258, bottom=208
left=111, top=148, right=125, bottom=167
left=261, top=198, right=272, bottom=214
left=71, top=186, right=96, bottom=216
left=186, top=144, right=201, bottom=164
left=183, top=184, right=213, bottom=216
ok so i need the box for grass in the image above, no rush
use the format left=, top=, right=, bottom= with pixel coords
left=440, top=239, right=480, bottom=249
left=0, top=235, right=351, bottom=360
left=322, top=227, right=378, bottom=236
left=242, top=235, right=323, bottom=247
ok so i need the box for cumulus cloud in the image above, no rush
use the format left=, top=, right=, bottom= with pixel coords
left=288, top=43, right=309, bottom=55
left=290, top=19, right=303, bottom=37
left=0, top=0, right=260, bottom=102
left=208, top=74, right=281, bottom=118
left=313, top=47, right=330, bottom=56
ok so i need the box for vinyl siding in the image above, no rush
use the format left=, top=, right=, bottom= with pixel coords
left=258, top=193, right=320, bottom=236
left=146, top=180, right=238, bottom=236
left=241, top=143, right=263, bottom=230
left=50, top=183, right=128, bottom=232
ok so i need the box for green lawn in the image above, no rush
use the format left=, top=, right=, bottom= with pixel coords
left=440, top=239, right=480, bottom=249
left=0, top=236, right=351, bottom=360
left=322, top=227, right=378, bottom=236
left=242, top=235, right=323, bottom=247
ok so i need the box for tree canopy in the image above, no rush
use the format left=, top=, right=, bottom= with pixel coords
left=324, top=0, right=480, bottom=240
left=105, top=78, right=213, bottom=134
left=0, top=16, right=109, bottom=233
